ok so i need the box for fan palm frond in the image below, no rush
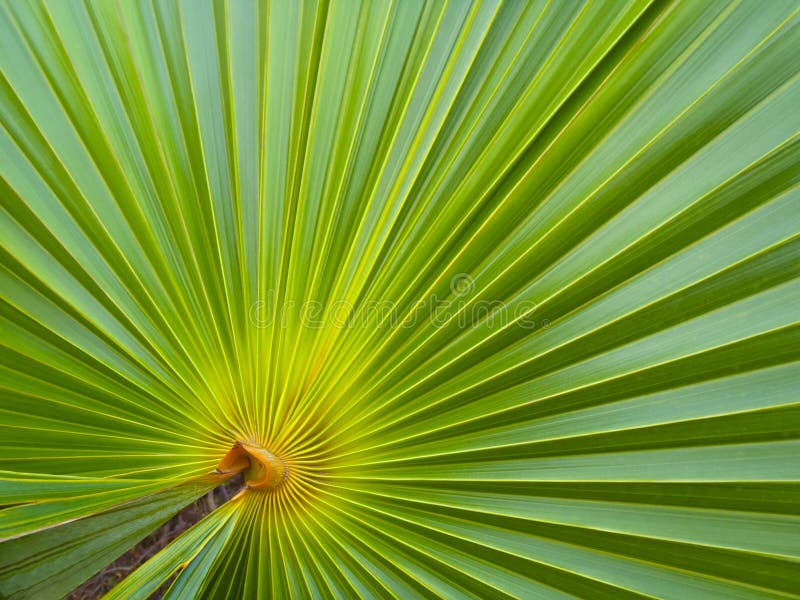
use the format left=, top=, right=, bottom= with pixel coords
left=1, top=0, right=799, bottom=598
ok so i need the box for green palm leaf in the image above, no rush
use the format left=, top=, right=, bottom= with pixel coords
left=1, top=0, right=799, bottom=598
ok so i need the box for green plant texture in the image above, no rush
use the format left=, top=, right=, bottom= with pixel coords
left=1, top=0, right=799, bottom=598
